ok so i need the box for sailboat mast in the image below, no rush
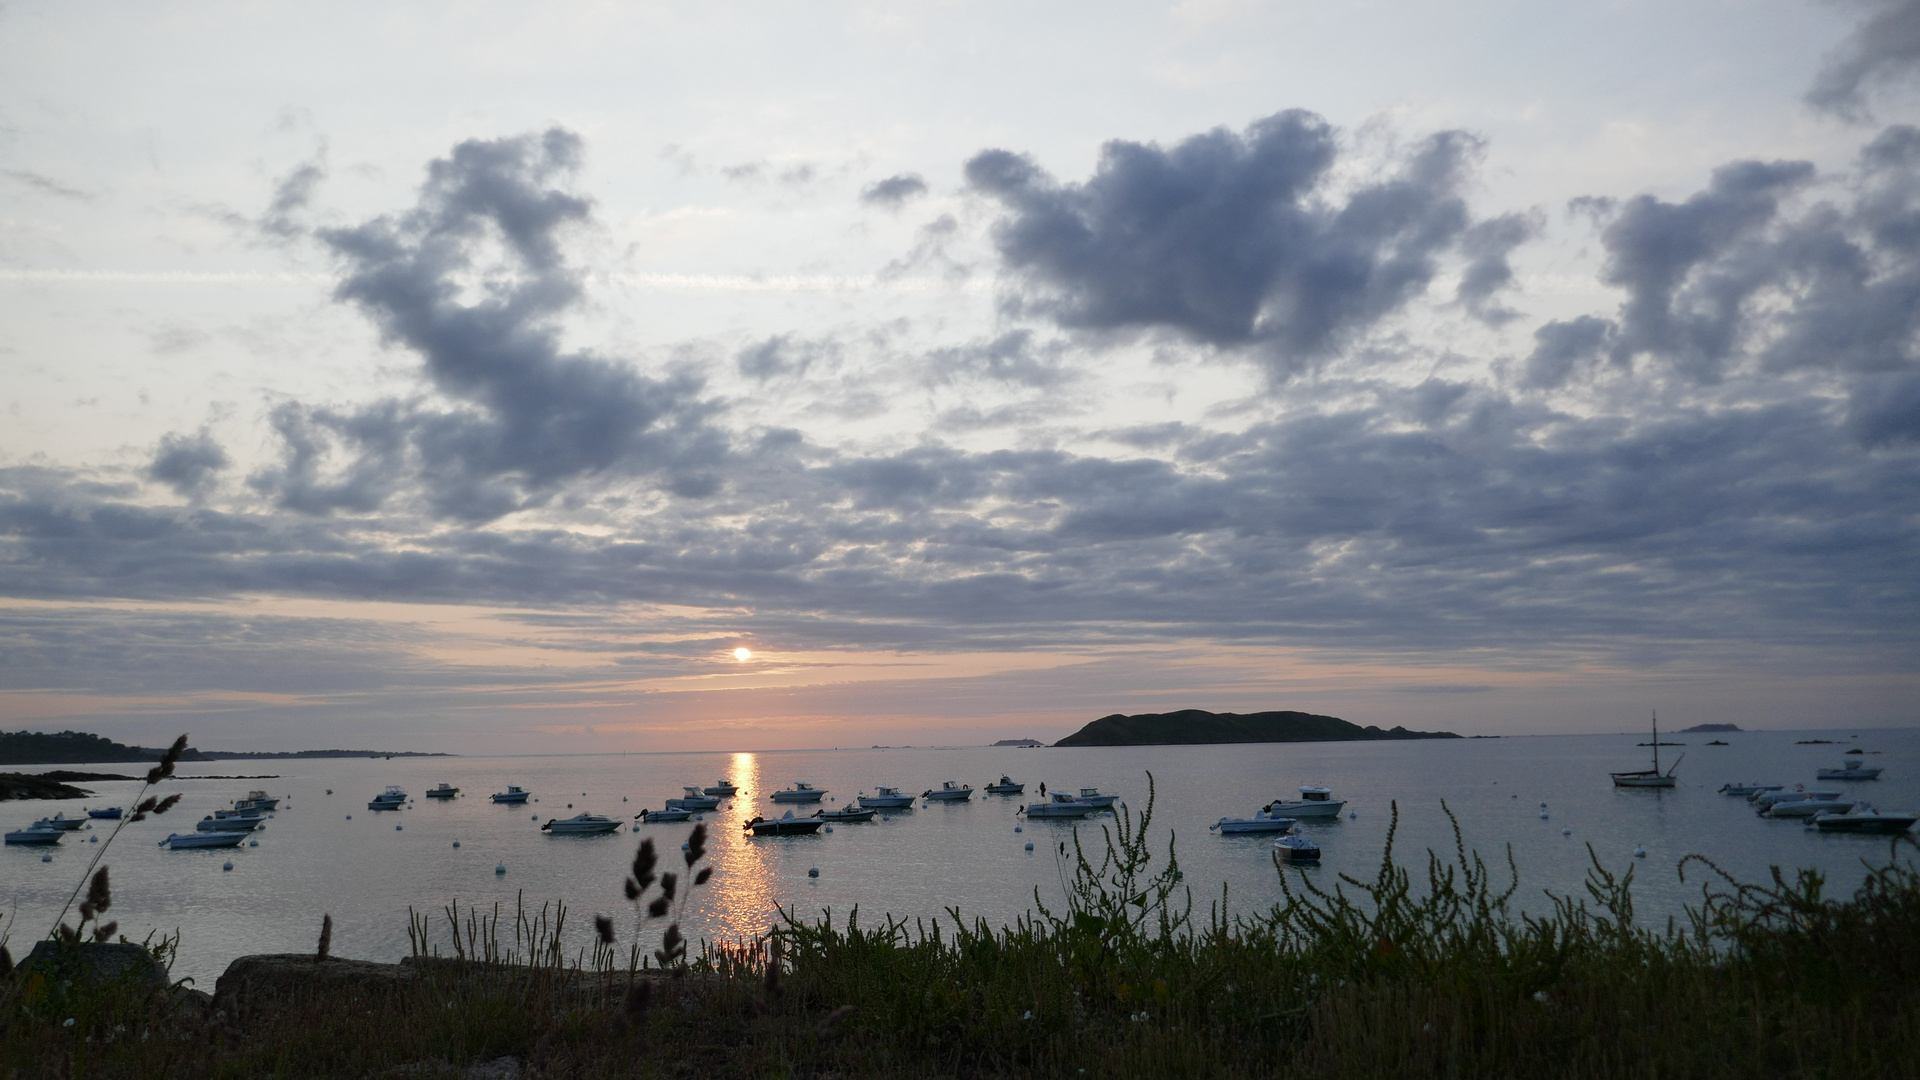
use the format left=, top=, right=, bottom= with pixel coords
left=1652, top=710, right=1660, bottom=773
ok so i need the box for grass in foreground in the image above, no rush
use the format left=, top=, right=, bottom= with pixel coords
left=4, top=778, right=1918, bottom=1079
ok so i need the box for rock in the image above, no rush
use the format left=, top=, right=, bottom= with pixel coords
left=464, top=1057, right=524, bottom=1079
left=214, top=954, right=415, bottom=1011
left=20, top=941, right=169, bottom=989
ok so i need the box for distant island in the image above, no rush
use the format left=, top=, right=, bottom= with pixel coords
left=993, top=738, right=1045, bottom=747
left=1678, top=724, right=1742, bottom=734
left=1054, top=709, right=1461, bottom=747
left=0, top=729, right=450, bottom=766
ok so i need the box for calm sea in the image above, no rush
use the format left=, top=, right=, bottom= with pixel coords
left=5, top=728, right=1916, bottom=989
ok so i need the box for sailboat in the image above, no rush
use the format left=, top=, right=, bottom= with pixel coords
left=1611, top=711, right=1682, bottom=788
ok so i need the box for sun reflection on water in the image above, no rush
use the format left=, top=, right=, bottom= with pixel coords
left=704, top=751, right=779, bottom=941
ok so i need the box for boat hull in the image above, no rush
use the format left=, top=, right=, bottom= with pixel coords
left=544, top=820, right=622, bottom=835
left=5, top=829, right=62, bottom=846
left=196, top=817, right=261, bottom=832
left=926, top=790, right=972, bottom=801
left=771, top=792, right=825, bottom=803
left=1610, top=774, right=1676, bottom=789
left=162, top=832, right=246, bottom=849
left=1814, top=815, right=1917, bottom=834
left=703, top=784, right=738, bottom=796
left=747, top=819, right=824, bottom=836
left=1266, top=800, right=1347, bottom=817
left=857, top=795, right=915, bottom=809
left=1816, top=768, right=1882, bottom=781
left=35, top=817, right=86, bottom=831
left=1021, top=804, right=1097, bottom=819
left=815, top=808, right=877, bottom=823
left=636, top=808, right=693, bottom=823
left=1274, top=837, right=1321, bottom=863
left=669, top=796, right=721, bottom=810
left=87, top=808, right=123, bottom=820
left=1214, top=817, right=1297, bottom=834
left=367, top=800, right=405, bottom=811
left=491, top=792, right=530, bottom=804
left=1764, top=800, right=1855, bottom=819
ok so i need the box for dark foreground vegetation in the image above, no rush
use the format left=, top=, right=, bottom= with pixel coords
left=5, top=779, right=1918, bottom=1079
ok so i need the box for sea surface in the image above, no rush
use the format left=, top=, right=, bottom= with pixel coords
left=5, top=728, right=1917, bottom=989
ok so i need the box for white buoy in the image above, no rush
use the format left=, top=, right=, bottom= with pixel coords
left=1024, top=842, right=1034, bottom=851
left=222, top=860, right=234, bottom=871
left=532, top=814, right=538, bottom=820
left=622, top=797, right=628, bottom=802
left=1540, top=802, right=1548, bottom=808
left=495, top=863, right=506, bottom=875
left=682, top=842, right=690, bottom=851
left=808, top=867, right=819, bottom=877
left=1634, top=847, right=1647, bottom=858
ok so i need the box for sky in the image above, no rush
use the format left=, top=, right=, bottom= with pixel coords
left=2, top=0, right=1918, bottom=753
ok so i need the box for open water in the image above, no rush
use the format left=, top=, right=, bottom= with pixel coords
left=5, top=727, right=1916, bottom=989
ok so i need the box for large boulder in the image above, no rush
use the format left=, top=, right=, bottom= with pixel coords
left=19, top=940, right=168, bottom=989
left=214, top=954, right=415, bottom=1011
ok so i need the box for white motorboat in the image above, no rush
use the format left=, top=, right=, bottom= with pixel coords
left=1611, top=711, right=1681, bottom=788
left=161, top=831, right=247, bottom=850
left=87, top=806, right=123, bottom=820
left=490, top=786, right=531, bottom=804
left=33, top=813, right=87, bottom=831
left=771, top=781, right=826, bottom=803
left=1764, top=795, right=1857, bottom=819
left=745, top=810, right=824, bottom=836
left=635, top=806, right=693, bottom=823
left=703, top=780, right=739, bottom=796
left=1817, top=760, right=1883, bottom=781
left=1265, top=787, right=1347, bottom=819
left=1274, top=834, right=1321, bottom=863
left=984, top=776, right=1024, bottom=795
left=924, top=780, right=973, bottom=802
left=1020, top=792, right=1100, bottom=819
left=5, top=827, right=63, bottom=846
left=424, top=783, right=459, bottom=799
left=1719, top=783, right=1783, bottom=796
left=1750, top=787, right=1842, bottom=809
left=233, top=790, right=280, bottom=812
left=814, top=805, right=878, bottom=823
left=1211, top=808, right=1299, bottom=834
left=368, top=786, right=408, bottom=810
left=857, top=785, right=916, bottom=809
left=541, top=813, right=623, bottom=835
left=668, top=787, right=721, bottom=810
left=1075, top=787, right=1119, bottom=809
left=195, top=814, right=262, bottom=833
left=1812, top=803, right=1918, bottom=834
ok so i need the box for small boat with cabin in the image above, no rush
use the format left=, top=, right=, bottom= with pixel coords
left=490, top=786, right=531, bottom=804
left=924, top=780, right=973, bottom=802
left=33, top=813, right=87, bottom=831
left=1020, top=792, right=1100, bottom=819
left=1076, top=787, right=1119, bottom=809
left=1265, top=787, right=1347, bottom=819
left=814, top=804, right=878, bottom=823
left=1817, top=760, right=1883, bottom=781
left=703, top=780, right=739, bottom=796
left=857, top=785, right=916, bottom=809
left=984, top=776, right=1024, bottom=795
left=233, top=790, right=280, bottom=812
left=745, top=810, right=825, bottom=836
left=424, top=783, right=459, bottom=799
left=635, top=806, right=694, bottom=823
left=1611, top=712, right=1681, bottom=788
left=367, top=786, right=408, bottom=810
left=1273, top=834, right=1321, bottom=863
left=1811, top=803, right=1918, bottom=834
left=1751, top=786, right=1842, bottom=809
left=87, top=806, right=123, bottom=820
left=541, top=813, right=623, bottom=835
left=5, top=826, right=63, bottom=846
left=1211, top=807, right=1299, bottom=834
left=771, top=781, right=826, bottom=803
left=195, top=813, right=263, bottom=833
left=668, top=787, right=721, bottom=810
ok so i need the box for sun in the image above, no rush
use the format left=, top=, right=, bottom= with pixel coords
left=733, top=647, right=753, bottom=662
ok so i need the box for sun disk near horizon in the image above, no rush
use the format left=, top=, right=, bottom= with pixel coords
left=734, top=647, right=752, bottom=662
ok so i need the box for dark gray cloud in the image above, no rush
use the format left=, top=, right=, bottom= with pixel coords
left=737, top=334, right=837, bottom=381
left=1807, top=0, right=1920, bottom=121
left=259, top=156, right=326, bottom=239
left=147, top=429, right=229, bottom=497
left=860, top=173, right=928, bottom=207
left=1456, top=211, right=1541, bottom=324
left=268, top=128, right=729, bottom=521
left=965, top=112, right=1495, bottom=376
left=924, top=330, right=1069, bottom=389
